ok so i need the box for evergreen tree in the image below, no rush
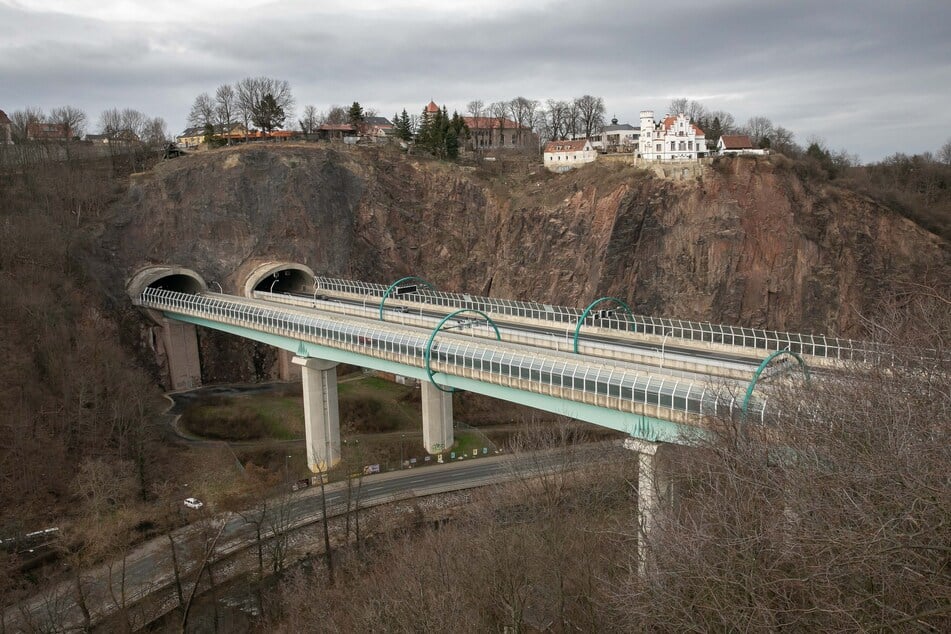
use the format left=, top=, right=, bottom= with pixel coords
left=348, top=101, right=365, bottom=128
left=396, top=109, right=413, bottom=142
left=251, top=93, right=285, bottom=134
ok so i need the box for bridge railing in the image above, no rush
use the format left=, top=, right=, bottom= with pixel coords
left=141, top=288, right=766, bottom=423
left=313, top=276, right=885, bottom=363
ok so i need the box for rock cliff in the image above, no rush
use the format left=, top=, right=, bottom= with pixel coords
left=104, top=144, right=947, bottom=380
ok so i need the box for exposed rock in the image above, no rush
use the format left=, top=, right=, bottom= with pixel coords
left=103, top=144, right=948, bottom=382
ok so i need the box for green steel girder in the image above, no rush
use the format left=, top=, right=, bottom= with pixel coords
left=379, top=276, right=435, bottom=320
left=166, top=311, right=701, bottom=443
left=742, top=348, right=811, bottom=415
left=573, top=296, right=635, bottom=353
left=424, top=309, right=501, bottom=393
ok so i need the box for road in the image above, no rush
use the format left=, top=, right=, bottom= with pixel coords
left=4, top=443, right=621, bottom=632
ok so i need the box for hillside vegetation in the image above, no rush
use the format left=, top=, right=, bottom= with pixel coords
left=0, top=142, right=948, bottom=627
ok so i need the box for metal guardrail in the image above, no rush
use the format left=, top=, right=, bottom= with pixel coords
left=140, top=288, right=766, bottom=423
left=314, top=277, right=885, bottom=362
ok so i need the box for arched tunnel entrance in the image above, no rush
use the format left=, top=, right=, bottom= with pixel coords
left=127, top=266, right=208, bottom=301
left=244, top=262, right=315, bottom=298
left=242, top=263, right=316, bottom=381
left=127, top=266, right=207, bottom=390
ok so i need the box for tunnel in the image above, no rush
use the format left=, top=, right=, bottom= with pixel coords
left=243, top=262, right=315, bottom=298
left=126, top=265, right=208, bottom=300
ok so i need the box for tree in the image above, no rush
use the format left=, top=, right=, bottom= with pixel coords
left=574, top=94, right=605, bottom=139
left=938, top=138, right=951, bottom=165
left=187, top=92, right=216, bottom=129
left=467, top=99, right=484, bottom=120
left=299, top=105, right=320, bottom=135
left=49, top=106, right=87, bottom=139
left=324, top=105, right=348, bottom=125
left=347, top=101, right=365, bottom=130
left=394, top=108, right=413, bottom=142
left=668, top=97, right=707, bottom=123
left=236, top=76, right=294, bottom=136
left=214, top=84, right=236, bottom=143
left=251, top=93, right=286, bottom=134
left=508, top=96, right=539, bottom=146
left=744, top=116, right=774, bottom=148
left=9, top=107, right=44, bottom=142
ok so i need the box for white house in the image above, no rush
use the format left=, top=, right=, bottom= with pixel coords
left=717, top=134, right=768, bottom=156
left=595, top=118, right=640, bottom=152
left=543, top=139, right=597, bottom=172
left=638, top=111, right=706, bottom=161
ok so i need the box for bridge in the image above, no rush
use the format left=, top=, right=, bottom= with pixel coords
left=128, top=263, right=881, bottom=468
left=129, top=262, right=884, bottom=572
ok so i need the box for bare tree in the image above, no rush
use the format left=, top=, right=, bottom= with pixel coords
left=324, top=105, right=348, bottom=125
left=235, top=76, right=295, bottom=137
left=668, top=97, right=707, bottom=122
left=214, top=84, right=236, bottom=143
left=10, top=107, right=44, bottom=142
left=49, top=106, right=87, bottom=139
left=508, top=96, right=539, bottom=146
left=574, top=94, right=605, bottom=139
left=188, top=92, right=216, bottom=129
left=743, top=115, right=775, bottom=148
left=489, top=101, right=508, bottom=146
left=466, top=99, right=484, bottom=120
left=298, top=105, right=320, bottom=135
left=938, top=137, right=951, bottom=165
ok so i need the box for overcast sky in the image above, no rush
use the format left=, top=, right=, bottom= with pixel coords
left=2, top=0, right=949, bottom=162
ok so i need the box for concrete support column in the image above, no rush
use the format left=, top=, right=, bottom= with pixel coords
left=624, top=438, right=670, bottom=577
left=277, top=349, right=301, bottom=381
left=160, top=317, right=201, bottom=390
left=421, top=382, right=453, bottom=454
left=293, top=356, right=340, bottom=472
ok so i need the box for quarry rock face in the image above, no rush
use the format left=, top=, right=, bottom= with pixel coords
left=107, top=145, right=947, bottom=381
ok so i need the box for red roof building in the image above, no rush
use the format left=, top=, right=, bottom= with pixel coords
left=27, top=121, right=70, bottom=141
left=718, top=134, right=754, bottom=150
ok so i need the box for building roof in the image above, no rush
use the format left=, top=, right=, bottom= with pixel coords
left=364, top=116, right=392, bottom=127
left=425, top=100, right=440, bottom=114
left=662, top=114, right=704, bottom=136
left=544, top=140, right=590, bottom=153
left=0, top=110, right=10, bottom=125
left=719, top=134, right=754, bottom=150
left=603, top=123, right=638, bottom=132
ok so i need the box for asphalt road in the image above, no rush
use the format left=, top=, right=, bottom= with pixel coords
left=5, top=443, right=621, bottom=632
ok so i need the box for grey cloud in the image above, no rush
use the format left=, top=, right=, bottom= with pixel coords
left=1, top=0, right=949, bottom=160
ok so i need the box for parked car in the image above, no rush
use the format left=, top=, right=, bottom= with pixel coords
left=183, top=497, right=204, bottom=510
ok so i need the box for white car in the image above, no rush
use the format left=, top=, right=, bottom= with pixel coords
left=183, top=497, right=204, bottom=510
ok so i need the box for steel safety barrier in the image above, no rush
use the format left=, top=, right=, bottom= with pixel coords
left=313, top=276, right=888, bottom=363
left=140, top=288, right=767, bottom=423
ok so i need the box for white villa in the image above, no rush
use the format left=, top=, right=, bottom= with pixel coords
left=638, top=111, right=706, bottom=160
left=582, top=118, right=640, bottom=152
left=543, top=139, right=597, bottom=172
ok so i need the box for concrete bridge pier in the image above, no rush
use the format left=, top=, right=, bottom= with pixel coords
left=625, top=438, right=672, bottom=576
left=293, top=356, right=341, bottom=472
left=159, top=317, right=201, bottom=390
left=421, top=382, right=453, bottom=454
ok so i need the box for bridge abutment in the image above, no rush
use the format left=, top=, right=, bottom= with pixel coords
left=421, top=382, right=453, bottom=454
left=293, top=356, right=341, bottom=472
left=159, top=317, right=202, bottom=390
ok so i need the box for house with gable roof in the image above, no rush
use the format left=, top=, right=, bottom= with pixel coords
left=543, top=139, right=597, bottom=172
left=638, top=111, right=706, bottom=160
left=717, top=134, right=767, bottom=156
